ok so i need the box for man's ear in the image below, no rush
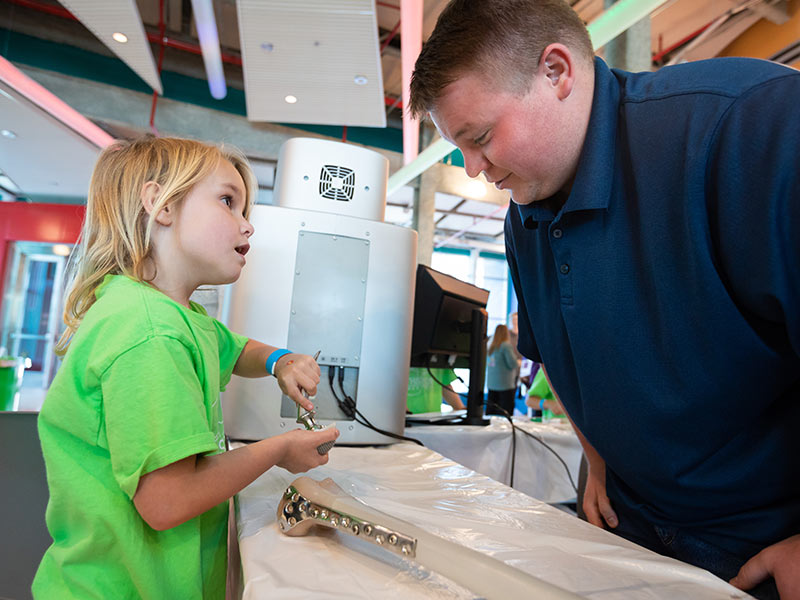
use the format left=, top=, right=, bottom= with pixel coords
left=141, top=181, right=173, bottom=226
left=539, top=43, right=575, bottom=101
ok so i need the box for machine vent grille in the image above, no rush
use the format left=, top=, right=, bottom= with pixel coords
left=319, top=165, right=355, bottom=201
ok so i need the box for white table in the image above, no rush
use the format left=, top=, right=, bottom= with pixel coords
left=234, top=443, right=752, bottom=600
left=406, top=417, right=582, bottom=503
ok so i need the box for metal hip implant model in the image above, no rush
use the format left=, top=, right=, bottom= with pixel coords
left=296, top=407, right=336, bottom=455
left=277, top=476, right=582, bottom=600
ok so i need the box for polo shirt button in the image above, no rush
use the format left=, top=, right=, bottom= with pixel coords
left=560, top=263, right=570, bottom=274
left=552, top=228, right=563, bottom=239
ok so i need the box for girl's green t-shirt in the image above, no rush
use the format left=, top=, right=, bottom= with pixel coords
left=34, top=275, right=248, bottom=600
left=528, top=369, right=554, bottom=401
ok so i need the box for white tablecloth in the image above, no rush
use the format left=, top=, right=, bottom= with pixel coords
left=406, top=417, right=582, bottom=503
left=235, top=443, right=751, bottom=600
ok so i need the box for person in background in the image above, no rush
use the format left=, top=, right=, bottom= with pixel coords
left=407, top=367, right=464, bottom=414
left=34, top=136, right=338, bottom=599
left=519, top=358, right=540, bottom=395
left=485, top=324, right=520, bottom=415
left=525, top=368, right=565, bottom=420
left=410, top=1, right=799, bottom=598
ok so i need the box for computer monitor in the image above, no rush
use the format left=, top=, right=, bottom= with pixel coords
left=410, top=264, right=490, bottom=425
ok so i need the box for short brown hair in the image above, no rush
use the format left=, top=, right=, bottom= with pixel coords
left=409, top=0, right=593, bottom=119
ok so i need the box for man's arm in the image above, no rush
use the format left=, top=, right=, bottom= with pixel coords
left=541, top=366, right=618, bottom=529
left=233, top=339, right=320, bottom=411
left=710, top=74, right=800, bottom=599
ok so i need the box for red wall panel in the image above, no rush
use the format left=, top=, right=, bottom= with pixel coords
left=0, top=203, right=85, bottom=297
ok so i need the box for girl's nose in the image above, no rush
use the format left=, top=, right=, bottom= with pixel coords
left=242, top=219, right=254, bottom=237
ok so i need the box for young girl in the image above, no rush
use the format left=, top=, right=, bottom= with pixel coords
left=33, top=136, right=338, bottom=599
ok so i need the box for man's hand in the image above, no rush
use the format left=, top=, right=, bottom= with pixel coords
left=582, top=457, right=619, bottom=530
left=730, top=534, right=800, bottom=599
left=537, top=364, right=618, bottom=529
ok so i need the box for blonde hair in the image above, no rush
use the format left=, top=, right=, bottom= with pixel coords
left=488, top=324, right=510, bottom=356
left=56, top=135, right=257, bottom=355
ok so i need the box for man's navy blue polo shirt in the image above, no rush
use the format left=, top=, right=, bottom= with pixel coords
left=505, top=57, right=800, bottom=557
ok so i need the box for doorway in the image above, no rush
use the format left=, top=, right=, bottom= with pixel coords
left=0, top=241, right=70, bottom=410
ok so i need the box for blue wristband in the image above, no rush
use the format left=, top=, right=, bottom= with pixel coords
left=539, top=398, right=545, bottom=411
left=266, top=349, right=292, bottom=376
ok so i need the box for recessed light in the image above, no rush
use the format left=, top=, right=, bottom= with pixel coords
left=284, top=95, right=297, bottom=104
left=112, top=32, right=128, bottom=43
left=354, top=75, right=368, bottom=85
left=1, top=129, right=17, bottom=139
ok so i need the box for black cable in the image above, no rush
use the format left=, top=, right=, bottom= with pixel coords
left=328, top=366, right=342, bottom=403
left=425, top=364, right=468, bottom=402
left=331, top=366, right=424, bottom=447
left=424, top=364, right=516, bottom=487
left=425, top=366, right=577, bottom=494
left=516, top=426, right=579, bottom=493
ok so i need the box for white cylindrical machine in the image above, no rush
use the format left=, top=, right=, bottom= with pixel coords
left=222, top=139, right=417, bottom=444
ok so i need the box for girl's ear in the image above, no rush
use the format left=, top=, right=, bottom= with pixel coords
left=141, top=181, right=173, bottom=226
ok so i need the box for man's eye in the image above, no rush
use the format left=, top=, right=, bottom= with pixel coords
left=474, top=132, right=490, bottom=146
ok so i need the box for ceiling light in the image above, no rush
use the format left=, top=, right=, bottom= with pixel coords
left=190, top=0, right=227, bottom=100
left=354, top=75, right=368, bottom=85
left=1, top=129, right=17, bottom=139
left=284, top=95, right=297, bottom=104
left=52, top=244, right=71, bottom=257
left=112, top=32, right=128, bottom=43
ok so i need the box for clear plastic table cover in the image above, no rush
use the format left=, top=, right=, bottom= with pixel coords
left=405, top=417, right=583, bottom=504
left=234, top=442, right=752, bottom=600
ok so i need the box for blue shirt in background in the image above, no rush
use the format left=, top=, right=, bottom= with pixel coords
left=487, top=341, right=518, bottom=391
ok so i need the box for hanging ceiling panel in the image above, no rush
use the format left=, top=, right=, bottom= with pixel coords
left=59, top=0, right=162, bottom=94
left=237, top=0, right=386, bottom=127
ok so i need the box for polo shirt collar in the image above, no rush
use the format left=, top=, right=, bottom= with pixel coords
left=517, top=57, right=619, bottom=225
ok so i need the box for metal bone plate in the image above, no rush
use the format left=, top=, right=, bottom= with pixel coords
left=277, top=486, right=417, bottom=558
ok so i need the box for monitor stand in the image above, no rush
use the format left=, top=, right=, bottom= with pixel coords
left=461, top=307, right=490, bottom=426
left=407, top=308, right=491, bottom=427
left=424, top=308, right=489, bottom=427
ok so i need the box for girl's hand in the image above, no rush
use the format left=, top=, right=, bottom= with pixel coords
left=525, top=395, right=542, bottom=409
left=543, top=399, right=565, bottom=416
left=275, top=353, right=320, bottom=411
left=277, top=427, right=340, bottom=473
